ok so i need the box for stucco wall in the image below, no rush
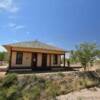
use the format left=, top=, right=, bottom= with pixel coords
left=47, top=54, right=50, bottom=66
left=37, top=53, right=42, bottom=67
left=11, top=52, right=32, bottom=67
left=11, top=51, right=61, bottom=67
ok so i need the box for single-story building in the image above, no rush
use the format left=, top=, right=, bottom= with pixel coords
left=3, top=41, right=66, bottom=70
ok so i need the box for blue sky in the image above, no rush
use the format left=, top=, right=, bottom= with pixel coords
left=0, top=0, right=100, bottom=51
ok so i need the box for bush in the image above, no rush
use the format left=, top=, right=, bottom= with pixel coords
left=0, top=90, right=7, bottom=100
left=45, top=80, right=60, bottom=99
left=57, top=72, right=65, bottom=77
left=22, top=85, right=40, bottom=100
left=2, top=73, right=17, bottom=88
left=7, top=85, right=22, bottom=100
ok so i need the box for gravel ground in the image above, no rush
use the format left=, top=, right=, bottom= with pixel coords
left=57, top=87, right=100, bottom=100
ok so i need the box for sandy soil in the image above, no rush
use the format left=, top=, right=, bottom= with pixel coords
left=0, top=66, right=7, bottom=77
left=57, top=87, right=100, bottom=100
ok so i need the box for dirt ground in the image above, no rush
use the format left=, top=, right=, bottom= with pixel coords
left=57, top=87, right=100, bottom=100
left=0, top=72, right=6, bottom=77
left=0, top=66, right=7, bottom=77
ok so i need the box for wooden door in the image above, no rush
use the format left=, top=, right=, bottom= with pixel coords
left=32, top=53, right=37, bottom=67
left=42, top=53, right=47, bottom=66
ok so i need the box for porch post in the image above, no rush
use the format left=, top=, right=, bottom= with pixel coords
left=64, top=53, right=66, bottom=67
left=49, top=54, right=51, bottom=66
left=9, top=47, right=12, bottom=69
left=60, top=54, right=62, bottom=67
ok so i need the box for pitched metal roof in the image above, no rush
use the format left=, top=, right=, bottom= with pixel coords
left=5, top=41, right=65, bottom=51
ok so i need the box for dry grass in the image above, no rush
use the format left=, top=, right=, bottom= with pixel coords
left=0, top=70, right=100, bottom=99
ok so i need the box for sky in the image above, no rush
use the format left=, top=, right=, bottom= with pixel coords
left=0, top=0, right=100, bottom=51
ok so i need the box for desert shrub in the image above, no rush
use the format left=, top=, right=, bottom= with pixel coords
left=37, top=77, right=46, bottom=89
left=59, top=85, right=66, bottom=94
left=82, top=77, right=97, bottom=88
left=18, top=75, right=38, bottom=90
left=44, top=80, right=60, bottom=99
left=72, top=76, right=98, bottom=91
left=0, top=90, right=7, bottom=100
left=2, top=73, right=17, bottom=88
left=64, top=82, right=74, bottom=93
left=57, top=72, right=65, bottom=77
left=31, top=85, right=41, bottom=99
left=18, top=75, right=32, bottom=89
left=0, top=72, right=100, bottom=99
left=72, top=78, right=84, bottom=91
left=22, top=85, right=40, bottom=100
left=6, top=85, right=22, bottom=100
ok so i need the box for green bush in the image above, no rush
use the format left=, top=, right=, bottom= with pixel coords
left=2, top=73, right=17, bottom=88
left=7, top=85, right=22, bottom=100
left=0, top=90, right=7, bottom=100
left=22, top=85, right=40, bottom=100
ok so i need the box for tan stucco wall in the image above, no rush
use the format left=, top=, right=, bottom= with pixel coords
left=10, top=51, right=61, bottom=67
left=58, top=55, right=61, bottom=66
left=11, top=52, right=32, bottom=67
left=37, top=53, right=42, bottom=67
left=47, top=54, right=50, bottom=66
left=5, top=48, right=11, bottom=63
left=23, top=53, right=32, bottom=66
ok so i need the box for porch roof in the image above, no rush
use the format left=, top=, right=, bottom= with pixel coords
left=3, top=40, right=66, bottom=52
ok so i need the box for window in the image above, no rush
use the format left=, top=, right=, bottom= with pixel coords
left=16, top=52, right=23, bottom=64
left=53, top=54, right=58, bottom=65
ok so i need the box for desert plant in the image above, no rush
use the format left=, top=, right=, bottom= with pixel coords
left=7, top=85, right=22, bottom=100
left=22, top=85, right=41, bottom=100
left=57, top=72, right=65, bottom=77
left=45, top=80, right=60, bottom=99
left=2, top=73, right=17, bottom=88
left=73, top=43, right=99, bottom=71
left=0, top=90, right=7, bottom=100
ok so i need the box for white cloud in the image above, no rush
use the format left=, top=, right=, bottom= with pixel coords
left=14, top=25, right=25, bottom=30
left=0, top=0, right=19, bottom=13
left=8, top=23, right=25, bottom=30
left=8, top=22, right=16, bottom=27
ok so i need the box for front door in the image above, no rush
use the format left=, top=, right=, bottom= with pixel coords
left=32, top=53, right=37, bottom=67
left=42, top=53, right=47, bottom=66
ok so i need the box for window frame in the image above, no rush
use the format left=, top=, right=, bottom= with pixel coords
left=53, top=54, right=58, bottom=65
left=16, top=52, right=23, bottom=65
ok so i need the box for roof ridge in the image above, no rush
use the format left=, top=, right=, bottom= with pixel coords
left=4, top=40, right=65, bottom=51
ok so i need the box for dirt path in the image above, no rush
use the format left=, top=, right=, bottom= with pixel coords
left=57, top=87, right=100, bottom=100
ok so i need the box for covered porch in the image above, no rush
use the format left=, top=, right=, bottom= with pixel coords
left=8, top=47, right=66, bottom=71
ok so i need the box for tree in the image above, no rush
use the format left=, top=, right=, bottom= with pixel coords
left=73, top=43, right=99, bottom=71
left=0, top=52, right=5, bottom=61
left=0, top=52, right=7, bottom=61
left=70, top=50, right=79, bottom=64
